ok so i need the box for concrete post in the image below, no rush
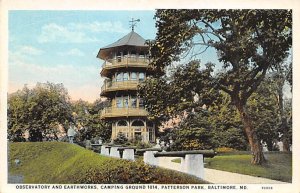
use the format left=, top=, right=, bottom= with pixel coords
left=110, top=147, right=120, bottom=158
left=100, top=145, right=109, bottom=156
left=123, top=149, right=135, bottom=160
left=181, top=154, right=204, bottom=179
left=144, top=151, right=159, bottom=166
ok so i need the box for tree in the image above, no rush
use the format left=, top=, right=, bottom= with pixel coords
left=114, top=132, right=128, bottom=145
left=71, top=99, right=111, bottom=143
left=141, top=61, right=248, bottom=150
left=208, top=92, right=248, bottom=150
left=147, top=9, right=292, bottom=164
left=139, top=61, right=216, bottom=124
left=247, top=78, right=281, bottom=151
left=272, top=63, right=292, bottom=151
left=8, top=82, right=72, bottom=141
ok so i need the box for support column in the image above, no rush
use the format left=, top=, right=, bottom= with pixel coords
left=181, top=154, right=204, bottom=179
left=101, top=145, right=109, bottom=156
left=123, top=149, right=135, bottom=160
left=110, top=146, right=120, bottom=158
left=144, top=151, right=159, bottom=166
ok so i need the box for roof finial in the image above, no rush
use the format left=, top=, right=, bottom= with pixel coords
left=129, top=18, right=140, bottom=31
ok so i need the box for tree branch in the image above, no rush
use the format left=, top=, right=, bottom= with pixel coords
left=200, top=20, right=225, bottom=42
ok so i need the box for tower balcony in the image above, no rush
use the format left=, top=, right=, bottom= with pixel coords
left=100, top=107, right=148, bottom=119
left=101, top=80, right=139, bottom=96
left=101, top=56, right=150, bottom=77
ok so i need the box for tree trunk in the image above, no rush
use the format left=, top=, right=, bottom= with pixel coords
left=236, top=102, right=267, bottom=165
left=281, top=118, right=290, bottom=152
left=278, top=85, right=291, bottom=152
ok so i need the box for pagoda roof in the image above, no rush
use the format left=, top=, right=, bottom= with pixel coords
left=97, top=31, right=148, bottom=59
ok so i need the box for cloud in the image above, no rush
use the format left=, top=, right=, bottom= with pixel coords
left=9, top=45, right=44, bottom=65
left=68, top=21, right=128, bottom=33
left=14, top=45, right=44, bottom=56
left=38, top=23, right=99, bottom=43
left=37, top=21, right=128, bottom=43
left=58, top=48, right=85, bottom=57
left=9, top=55, right=104, bottom=102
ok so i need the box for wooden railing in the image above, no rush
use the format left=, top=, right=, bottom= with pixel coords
left=101, top=57, right=150, bottom=76
left=100, top=107, right=148, bottom=119
left=101, top=80, right=139, bottom=95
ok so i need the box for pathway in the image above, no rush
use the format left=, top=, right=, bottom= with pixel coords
left=156, top=157, right=287, bottom=184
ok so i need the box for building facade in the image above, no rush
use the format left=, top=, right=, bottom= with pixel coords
left=97, top=30, right=155, bottom=143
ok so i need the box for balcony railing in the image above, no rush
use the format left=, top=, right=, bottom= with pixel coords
left=101, top=80, right=139, bottom=95
left=101, top=56, right=150, bottom=76
left=100, top=107, right=148, bottom=119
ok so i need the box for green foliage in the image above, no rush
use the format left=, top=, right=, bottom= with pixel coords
left=215, top=147, right=237, bottom=153
left=146, top=9, right=292, bottom=164
left=8, top=83, right=72, bottom=142
left=8, top=142, right=204, bottom=184
left=170, top=112, right=214, bottom=150
left=113, top=132, right=128, bottom=145
left=71, top=99, right=111, bottom=143
left=208, top=92, right=248, bottom=150
left=139, top=61, right=217, bottom=124
left=247, top=79, right=280, bottom=150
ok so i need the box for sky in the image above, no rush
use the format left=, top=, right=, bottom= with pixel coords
left=8, top=10, right=225, bottom=103
left=8, top=11, right=158, bottom=102
left=8, top=10, right=291, bottom=102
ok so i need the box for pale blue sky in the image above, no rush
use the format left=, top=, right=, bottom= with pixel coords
left=8, top=10, right=223, bottom=102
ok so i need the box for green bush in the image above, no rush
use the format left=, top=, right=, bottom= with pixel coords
left=114, top=132, right=128, bottom=145
left=215, top=147, right=237, bottom=153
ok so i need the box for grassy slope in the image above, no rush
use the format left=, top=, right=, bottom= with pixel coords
left=172, top=152, right=292, bottom=183
left=8, top=142, right=205, bottom=184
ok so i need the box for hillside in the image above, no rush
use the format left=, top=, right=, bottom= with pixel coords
left=8, top=142, right=205, bottom=184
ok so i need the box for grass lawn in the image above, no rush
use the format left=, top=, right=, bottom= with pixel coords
left=8, top=142, right=205, bottom=184
left=172, top=152, right=292, bottom=183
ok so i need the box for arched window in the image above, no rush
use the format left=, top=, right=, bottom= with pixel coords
left=131, top=96, right=137, bottom=108
left=132, top=120, right=145, bottom=127
left=131, top=72, right=137, bottom=80
left=116, top=72, right=122, bottom=82
left=123, top=72, right=129, bottom=81
left=117, top=120, right=128, bottom=126
left=139, top=98, right=144, bottom=108
left=139, top=72, right=145, bottom=81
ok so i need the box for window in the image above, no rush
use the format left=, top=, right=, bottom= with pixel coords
left=117, top=120, right=128, bottom=126
left=132, top=120, right=145, bottom=127
left=139, top=98, right=144, bottom=108
left=139, top=51, right=145, bottom=58
left=124, top=97, right=129, bottom=108
left=131, top=72, right=137, bottom=80
left=116, top=73, right=122, bottom=82
left=117, top=52, right=122, bottom=62
left=147, top=121, right=154, bottom=127
left=123, top=72, right=129, bottom=81
left=139, top=72, right=145, bottom=81
left=131, top=97, right=137, bottom=108
left=116, top=97, right=123, bottom=108
left=149, top=128, right=153, bottom=142
left=131, top=50, right=136, bottom=56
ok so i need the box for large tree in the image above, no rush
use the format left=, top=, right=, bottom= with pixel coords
left=8, top=82, right=72, bottom=141
left=148, top=9, right=292, bottom=164
left=71, top=99, right=111, bottom=142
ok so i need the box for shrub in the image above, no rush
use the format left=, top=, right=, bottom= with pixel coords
left=215, top=147, right=237, bottom=153
left=114, top=132, right=128, bottom=145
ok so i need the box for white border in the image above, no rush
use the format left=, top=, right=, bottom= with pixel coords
left=1, top=1, right=299, bottom=193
